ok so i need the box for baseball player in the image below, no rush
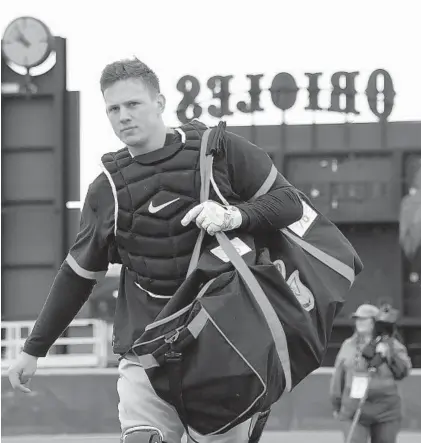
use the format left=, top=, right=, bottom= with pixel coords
left=8, top=57, right=304, bottom=443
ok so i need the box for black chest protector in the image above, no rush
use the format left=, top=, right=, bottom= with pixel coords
left=101, top=120, right=241, bottom=297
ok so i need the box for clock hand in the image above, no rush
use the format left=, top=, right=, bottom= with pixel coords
left=15, top=23, right=31, bottom=48
left=17, top=31, right=31, bottom=48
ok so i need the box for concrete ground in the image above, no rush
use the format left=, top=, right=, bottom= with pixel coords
left=2, top=431, right=421, bottom=443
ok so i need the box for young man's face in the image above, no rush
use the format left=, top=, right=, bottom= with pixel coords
left=103, top=78, right=165, bottom=148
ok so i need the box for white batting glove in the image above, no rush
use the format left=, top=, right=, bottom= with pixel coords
left=181, top=200, right=242, bottom=235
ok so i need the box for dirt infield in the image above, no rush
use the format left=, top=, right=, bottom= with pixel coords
left=2, top=431, right=421, bottom=443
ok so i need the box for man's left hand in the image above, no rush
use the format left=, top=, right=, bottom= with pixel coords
left=181, top=200, right=242, bottom=235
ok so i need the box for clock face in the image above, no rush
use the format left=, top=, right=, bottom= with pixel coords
left=1, top=17, right=53, bottom=69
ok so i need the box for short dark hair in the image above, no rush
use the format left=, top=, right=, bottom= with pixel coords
left=100, top=57, right=160, bottom=95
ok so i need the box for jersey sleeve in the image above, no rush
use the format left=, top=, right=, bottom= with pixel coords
left=225, top=131, right=303, bottom=231
left=66, top=174, right=115, bottom=280
left=23, top=262, right=97, bottom=357
left=22, top=175, right=115, bottom=357
left=225, top=131, right=293, bottom=201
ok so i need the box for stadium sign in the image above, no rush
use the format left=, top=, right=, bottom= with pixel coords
left=176, top=69, right=395, bottom=123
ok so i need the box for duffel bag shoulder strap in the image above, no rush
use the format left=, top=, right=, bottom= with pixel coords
left=189, top=121, right=293, bottom=393
left=186, top=124, right=223, bottom=276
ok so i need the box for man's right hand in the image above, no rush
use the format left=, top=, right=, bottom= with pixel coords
left=8, top=352, right=38, bottom=393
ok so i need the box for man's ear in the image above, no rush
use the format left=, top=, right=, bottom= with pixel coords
left=156, top=93, right=166, bottom=114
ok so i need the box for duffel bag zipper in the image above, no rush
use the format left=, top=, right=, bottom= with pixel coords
left=164, top=329, right=180, bottom=344
left=132, top=326, right=184, bottom=350
left=164, top=329, right=183, bottom=363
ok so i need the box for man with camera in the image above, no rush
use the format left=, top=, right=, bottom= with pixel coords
left=330, top=303, right=412, bottom=443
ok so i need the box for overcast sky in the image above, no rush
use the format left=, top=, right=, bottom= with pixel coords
left=1, top=0, right=420, bottom=198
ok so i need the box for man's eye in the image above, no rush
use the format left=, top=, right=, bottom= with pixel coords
left=109, top=106, right=119, bottom=113
left=128, top=102, right=139, bottom=107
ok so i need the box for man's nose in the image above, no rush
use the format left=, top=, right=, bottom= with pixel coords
left=119, top=106, right=131, bottom=123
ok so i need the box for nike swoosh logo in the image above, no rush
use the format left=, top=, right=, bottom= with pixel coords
left=148, top=197, right=180, bottom=214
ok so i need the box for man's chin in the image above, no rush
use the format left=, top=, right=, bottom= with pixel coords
left=121, top=134, right=144, bottom=146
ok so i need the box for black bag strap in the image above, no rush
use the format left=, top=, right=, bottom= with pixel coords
left=186, top=123, right=223, bottom=276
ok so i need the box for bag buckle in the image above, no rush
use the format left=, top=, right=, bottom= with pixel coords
left=165, top=350, right=183, bottom=363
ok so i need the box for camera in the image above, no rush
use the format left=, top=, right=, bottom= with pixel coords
left=374, top=304, right=399, bottom=337
left=361, top=304, right=399, bottom=369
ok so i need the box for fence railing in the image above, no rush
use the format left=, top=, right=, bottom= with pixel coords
left=1, top=319, right=109, bottom=371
